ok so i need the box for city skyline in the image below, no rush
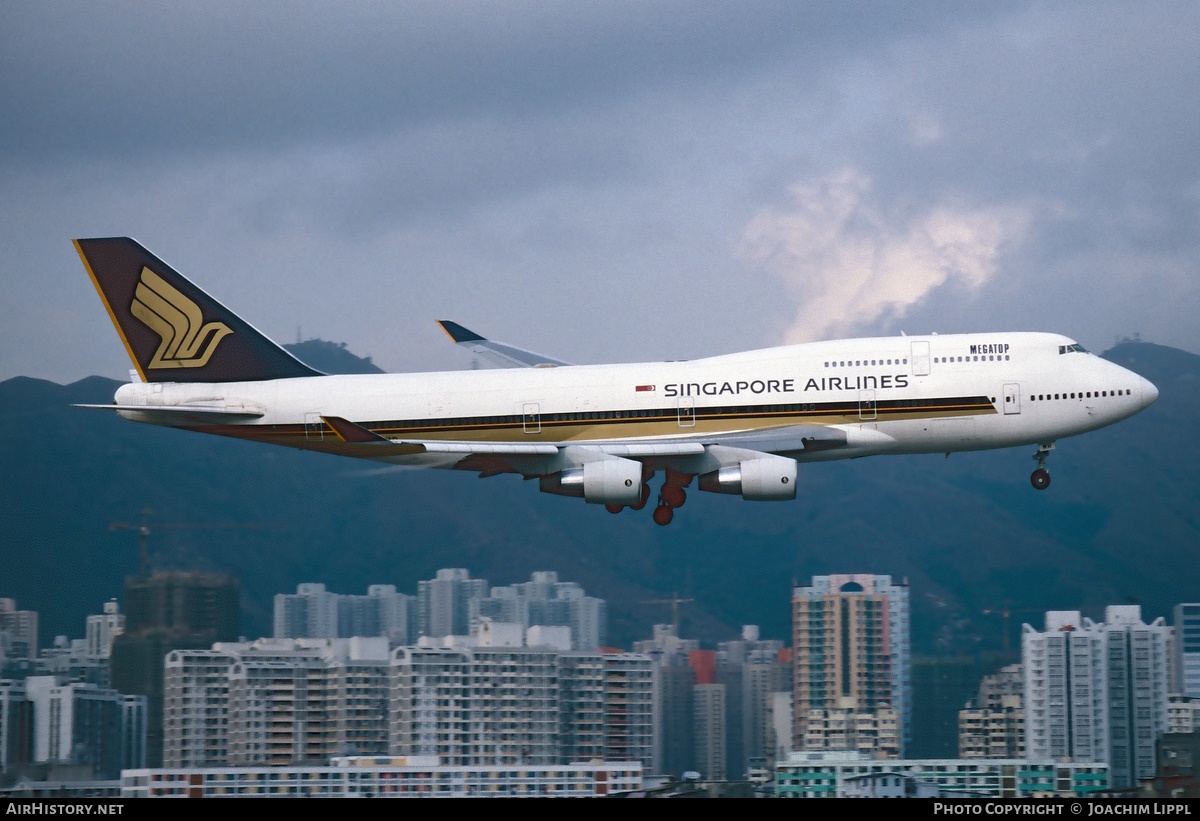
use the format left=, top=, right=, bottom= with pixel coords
left=6, top=567, right=1200, bottom=789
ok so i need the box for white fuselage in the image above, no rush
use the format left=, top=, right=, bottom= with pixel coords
left=112, top=331, right=1157, bottom=475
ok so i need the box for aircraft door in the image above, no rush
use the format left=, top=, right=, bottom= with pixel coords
left=678, top=396, right=696, bottom=428
left=304, top=412, right=324, bottom=441
left=858, top=389, right=877, bottom=421
left=911, top=341, right=931, bottom=376
left=1003, top=383, right=1021, bottom=415
left=523, top=402, right=541, bottom=434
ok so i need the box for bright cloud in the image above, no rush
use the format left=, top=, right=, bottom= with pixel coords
left=740, top=170, right=1031, bottom=343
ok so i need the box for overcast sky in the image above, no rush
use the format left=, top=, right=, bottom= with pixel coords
left=2, top=1, right=1197, bottom=384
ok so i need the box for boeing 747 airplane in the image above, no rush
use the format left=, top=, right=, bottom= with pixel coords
left=74, top=237, right=1158, bottom=525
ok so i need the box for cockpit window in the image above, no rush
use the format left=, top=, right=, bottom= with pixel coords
left=1058, top=343, right=1088, bottom=354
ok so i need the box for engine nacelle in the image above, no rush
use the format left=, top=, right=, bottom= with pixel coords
left=539, top=457, right=643, bottom=505
left=698, top=456, right=797, bottom=501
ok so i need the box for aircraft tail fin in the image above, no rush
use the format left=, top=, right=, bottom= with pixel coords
left=74, top=237, right=321, bottom=383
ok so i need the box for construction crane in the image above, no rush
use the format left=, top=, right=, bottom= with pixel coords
left=110, top=508, right=279, bottom=577
left=982, top=602, right=1042, bottom=653
left=642, top=592, right=694, bottom=637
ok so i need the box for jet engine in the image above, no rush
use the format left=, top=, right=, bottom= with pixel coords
left=698, top=456, right=797, bottom=501
left=539, top=457, right=643, bottom=504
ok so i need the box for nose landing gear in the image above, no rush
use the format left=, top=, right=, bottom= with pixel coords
left=1030, top=443, right=1054, bottom=490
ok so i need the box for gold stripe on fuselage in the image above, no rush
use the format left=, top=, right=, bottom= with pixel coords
left=188, top=397, right=995, bottom=453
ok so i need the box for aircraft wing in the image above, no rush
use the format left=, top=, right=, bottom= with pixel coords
left=321, top=416, right=858, bottom=477
left=437, top=320, right=573, bottom=369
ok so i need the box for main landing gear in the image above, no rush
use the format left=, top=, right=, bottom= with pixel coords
left=653, top=469, right=694, bottom=526
left=606, top=469, right=692, bottom=525
left=1030, top=443, right=1055, bottom=490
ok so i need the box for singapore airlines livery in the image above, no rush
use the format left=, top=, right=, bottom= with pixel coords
left=74, top=237, right=1158, bottom=525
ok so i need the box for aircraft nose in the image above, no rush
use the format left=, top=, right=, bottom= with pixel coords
left=1139, top=376, right=1159, bottom=409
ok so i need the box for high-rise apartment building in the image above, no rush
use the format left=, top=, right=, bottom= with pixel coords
left=23, top=675, right=146, bottom=779
left=86, top=600, right=125, bottom=660
left=1102, top=606, right=1170, bottom=789
left=601, top=651, right=654, bottom=771
left=273, top=583, right=338, bottom=639
left=557, top=653, right=605, bottom=763
left=1168, top=694, right=1200, bottom=734
left=122, top=572, right=240, bottom=640
left=634, top=624, right=700, bottom=777
left=958, top=663, right=1024, bottom=759
left=111, top=571, right=240, bottom=767
left=389, top=644, right=648, bottom=767
left=716, top=624, right=789, bottom=778
left=1022, top=611, right=1106, bottom=765
left=472, top=571, right=606, bottom=650
left=163, top=638, right=391, bottom=767
left=1022, top=607, right=1169, bottom=791
left=792, top=575, right=911, bottom=755
left=417, top=569, right=488, bottom=639
left=1175, top=604, right=1200, bottom=699
left=273, top=583, right=416, bottom=643
left=0, top=679, right=33, bottom=774
left=801, top=704, right=900, bottom=757
left=0, top=599, right=38, bottom=662
left=693, top=682, right=726, bottom=781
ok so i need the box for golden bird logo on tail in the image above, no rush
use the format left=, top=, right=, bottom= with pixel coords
left=130, top=267, right=232, bottom=368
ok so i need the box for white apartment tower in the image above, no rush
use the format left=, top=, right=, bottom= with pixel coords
left=472, top=571, right=607, bottom=650
left=86, top=599, right=125, bottom=660
left=602, top=652, right=654, bottom=771
left=418, top=569, right=488, bottom=639
left=163, top=638, right=391, bottom=767
left=23, top=675, right=146, bottom=779
left=389, top=646, right=560, bottom=766
left=1023, top=611, right=1108, bottom=766
left=273, top=583, right=339, bottom=639
left=1022, top=607, right=1169, bottom=791
left=1102, top=605, right=1170, bottom=790
left=273, top=584, right=415, bottom=643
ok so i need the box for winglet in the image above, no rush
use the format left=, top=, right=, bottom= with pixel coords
left=435, top=320, right=573, bottom=369
left=437, top=320, right=486, bottom=343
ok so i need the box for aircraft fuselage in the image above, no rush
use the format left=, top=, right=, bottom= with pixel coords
left=112, top=331, right=1156, bottom=468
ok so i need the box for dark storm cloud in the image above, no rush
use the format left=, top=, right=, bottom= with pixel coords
left=0, top=1, right=998, bottom=162
left=1, top=1, right=1198, bottom=384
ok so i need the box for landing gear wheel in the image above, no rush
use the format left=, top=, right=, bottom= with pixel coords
left=629, top=483, right=651, bottom=511
left=1030, top=443, right=1055, bottom=491
left=652, top=504, right=674, bottom=526
left=606, top=503, right=624, bottom=514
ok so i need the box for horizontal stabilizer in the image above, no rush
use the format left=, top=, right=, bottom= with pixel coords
left=436, top=320, right=573, bottom=369
left=73, top=404, right=264, bottom=425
